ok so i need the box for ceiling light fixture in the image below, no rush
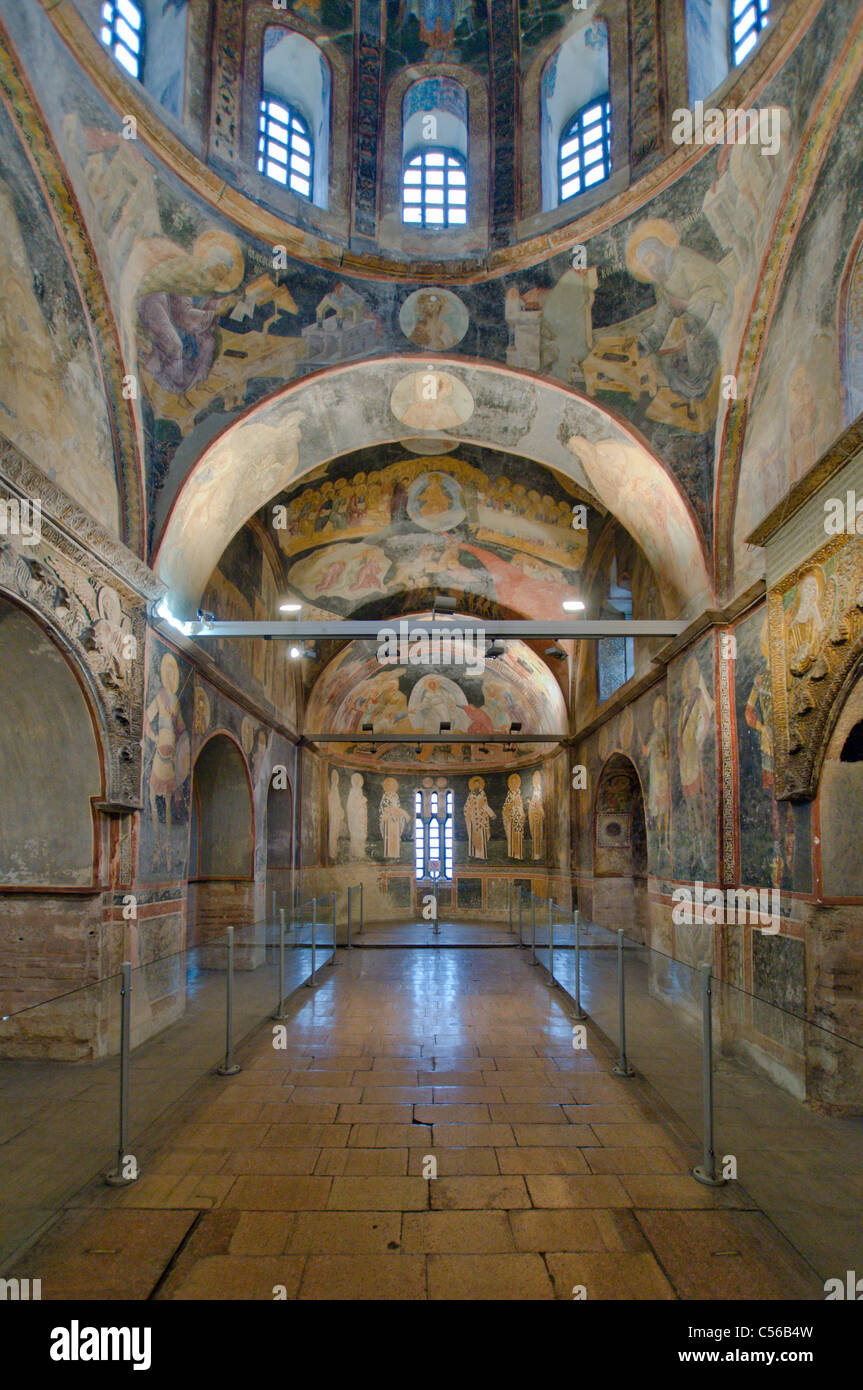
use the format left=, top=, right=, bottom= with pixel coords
left=279, top=602, right=302, bottom=613
left=432, top=594, right=457, bottom=618
left=562, top=599, right=585, bottom=612
left=545, top=644, right=567, bottom=661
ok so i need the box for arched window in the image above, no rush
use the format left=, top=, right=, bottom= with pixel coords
left=414, top=786, right=454, bottom=879
left=558, top=96, right=612, bottom=203
left=259, top=27, right=331, bottom=208
left=258, top=96, right=314, bottom=199
left=686, top=0, right=771, bottom=104
left=402, top=77, right=468, bottom=229
left=731, top=0, right=770, bottom=66
left=100, top=0, right=144, bottom=80
left=403, top=149, right=468, bottom=227
left=541, top=22, right=611, bottom=211
left=597, top=564, right=635, bottom=702
left=414, top=790, right=425, bottom=878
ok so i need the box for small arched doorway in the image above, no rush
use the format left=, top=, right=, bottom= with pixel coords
left=187, top=732, right=254, bottom=947
left=592, top=753, right=648, bottom=939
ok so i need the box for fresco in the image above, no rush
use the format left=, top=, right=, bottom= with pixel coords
left=319, top=763, right=560, bottom=869
left=305, top=637, right=567, bottom=768
left=399, top=289, right=469, bottom=349
left=668, top=636, right=717, bottom=882
left=0, top=103, right=117, bottom=533
left=731, top=62, right=863, bottom=581
left=273, top=453, right=591, bottom=619
left=734, top=607, right=812, bottom=894
left=199, top=523, right=296, bottom=726
left=384, top=0, right=489, bottom=73
left=139, top=636, right=194, bottom=882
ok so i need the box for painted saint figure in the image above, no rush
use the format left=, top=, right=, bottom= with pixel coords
left=380, top=778, right=410, bottom=859
left=527, top=770, right=545, bottom=860
left=464, top=776, right=495, bottom=859
left=639, top=694, right=671, bottom=861
left=502, top=773, right=526, bottom=859
left=328, top=768, right=345, bottom=860
left=143, top=652, right=189, bottom=873
left=677, top=655, right=714, bottom=869
left=744, top=619, right=795, bottom=887
left=346, top=772, right=368, bottom=860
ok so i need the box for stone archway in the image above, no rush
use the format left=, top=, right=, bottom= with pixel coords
left=187, top=731, right=256, bottom=947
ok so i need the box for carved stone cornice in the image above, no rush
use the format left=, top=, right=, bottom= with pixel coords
left=0, top=437, right=163, bottom=602
left=768, top=533, right=863, bottom=800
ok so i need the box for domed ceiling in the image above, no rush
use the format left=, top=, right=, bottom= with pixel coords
left=304, top=634, right=567, bottom=769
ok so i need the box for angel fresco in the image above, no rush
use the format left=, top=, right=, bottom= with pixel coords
left=136, top=229, right=245, bottom=398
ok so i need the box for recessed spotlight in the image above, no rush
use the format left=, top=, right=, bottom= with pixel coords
left=562, top=599, right=585, bottom=612
left=289, top=645, right=301, bottom=659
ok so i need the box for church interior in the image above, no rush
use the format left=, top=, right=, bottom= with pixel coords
left=1, top=0, right=863, bottom=1311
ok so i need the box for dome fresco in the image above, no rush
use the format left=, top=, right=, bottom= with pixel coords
left=304, top=635, right=568, bottom=768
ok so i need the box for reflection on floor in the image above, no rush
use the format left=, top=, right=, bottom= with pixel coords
left=11, top=948, right=821, bottom=1300
left=354, top=918, right=518, bottom=947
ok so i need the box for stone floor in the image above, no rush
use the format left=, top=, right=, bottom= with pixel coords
left=10, top=948, right=822, bottom=1300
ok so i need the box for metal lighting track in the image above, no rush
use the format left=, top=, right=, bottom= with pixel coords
left=305, top=733, right=566, bottom=743
left=187, top=620, right=685, bottom=639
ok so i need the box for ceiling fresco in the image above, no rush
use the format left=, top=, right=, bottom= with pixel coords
left=271, top=450, right=593, bottom=619
left=156, top=359, right=711, bottom=617
left=304, top=635, right=567, bottom=769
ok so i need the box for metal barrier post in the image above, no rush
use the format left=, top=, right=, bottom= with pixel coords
left=433, top=878, right=439, bottom=936
left=612, top=928, right=634, bottom=1077
left=217, top=927, right=241, bottom=1076
left=693, top=963, right=726, bottom=1187
left=106, top=962, right=137, bottom=1186
left=328, top=891, right=337, bottom=964
left=509, top=884, right=514, bottom=934
left=306, top=898, right=318, bottom=987
left=531, top=894, right=537, bottom=965
left=347, top=886, right=352, bottom=949
left=572, top=910, right=585, bottom=1020
left=272, top=909, right=286, bottom=1021
left=518, top=887, right=523, bottom=945
left=359, top=882, right=364, bottom=935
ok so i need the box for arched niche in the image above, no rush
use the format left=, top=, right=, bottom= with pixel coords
left=0, top=596, right=102, bottom=887
left=539, top=20, right=611, bottom=213
left=807, top=667, right=863, bottom=1113
left=241, top=9, right=351, bottom=238
left=378, top=64, right=490, bottom=255
left=190, top=732, right=254, bottom=880
left=818, top=673, right=863, bottom=901
left=592, top=751, right=647, bottom=936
